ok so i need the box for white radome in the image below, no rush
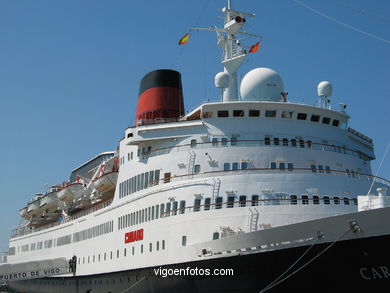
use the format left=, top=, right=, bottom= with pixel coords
left=215, top=72, right=230, bottom=88
left=240, top=67, right=284, bottom=101
left=317, top=81, right=333, bottom=97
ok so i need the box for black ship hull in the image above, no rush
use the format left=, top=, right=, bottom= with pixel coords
left=8, top=233, right=390, bottom=293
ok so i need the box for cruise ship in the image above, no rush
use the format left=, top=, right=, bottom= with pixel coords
left=1, top=1, right=390, bottom=292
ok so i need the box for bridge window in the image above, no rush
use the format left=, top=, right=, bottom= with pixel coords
left=299, top=140, right=305, bottom=148
left=322, top=117, right=331, bottom=124
left=233, top=110, right=244, bottom=117
left=332, top=119, right=340, bottom=127
left=297, top=113, right=307, bottom=120
left=265, top=110, right=277, bottom=118
left=249, top=110, right=260, bottom=117
left=311, top=115, right=320, bottom=122
left=218, top=110, right=229, bottom=117
left=172, top=201, right=178, bottom=215
left=179, top=200, right=186, bottom=214
left=213, top=232, right=220, bottom=240
left=282, top=111, right=293, bottom=119
left=325, top=166, right=331, bottom=174
left=318, top=165, right=324, bottom=173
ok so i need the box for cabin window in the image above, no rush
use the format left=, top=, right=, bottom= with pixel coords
left=251, top=195, right=259, bottom=206
left=297, top=113, right=307, bottom=120
left=231, top=137, right=237, bottom=145
left=204, top=198, right=211, bottom=210
left=194, top=165, right=201, bottom=174
left=156, top=241, right=160, bottom=251
left=313, top=196, right=320, bottom=204
left=215, top=197, right=223, bottom=209
left=172, top=201, right=178, bottom=215
left=322, top=117, right=331, bottom=124
left=233, top=110, right=244, bottom=117
left=212, top=138, right=218, bottom=146
left=265, top=137, right=271, bottom=145
left=227, top=196, right=235, bottom=208
left=163, top=172, right=171, bottom=183
left=279, top=162, right=285, bottom=170
left=290, top=194, right=298, bottom=205
left=270, top=162, right=277, bottom=169
left=332, top=119, right=340, bottom=127
left=343, top=198, right=350, bottom=205
left=179, top=200, right=186, bottom=214
left=283, top=138, right=289, bottom=146
left=291, top=139, right=297, bottom=147
left=213, top=232, right=220, bottom=240
left=194, top=198, right=201, bottom=212
left=202, top=111, right=213, bottom=118
left=318, top=165, right=324, bottom=173
left=299, top=140, right=305, bottom=148
left=190, top=139, right=197, bottom=147
left=160, top=204, right=165, bottom=217
left=265, top=110, right=276, bottom=118
left=224, top=163, right=230, bottom=171
left=324, top=196, right=330, bottom=204
left=165, top=202, right=171, bottom=217
left=150, top=243, right=153, bottom=252
left=287, top=163, right=294, bottom=171
left=274, top=138, right=280, bottom=146
left=218, top=110, right=229, bottom=117
left=249, top=110, right=260, bottom=117
left=221, top=138, right=228, bottom=146
left=311, top=165, right=317, bottom=173
left=334, top=197, right=340, bottom=205
left=307, top=140, right=312, bottom=148
left=239, top=195, right=247, bottom=207
left=241, top=162, right=248, bottom=170
left=310, top=115, right=320, bottom=122
left=182, top=236, right=187, bottom=246
left=325, top=166, right=331, bottom=174
left=302, top=195, right=309, bottom=204
left=232, top=162, right=239, bottom=170
left=141, top=245, right=143, bottom=254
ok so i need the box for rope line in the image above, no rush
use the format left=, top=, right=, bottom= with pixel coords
left=292, top=0, right=390, bottom=44
left=367, top=141, right=390, bottom=195
left=259, top=226, right=353, bottom=292
left=119, top=276, right=146, bottom=293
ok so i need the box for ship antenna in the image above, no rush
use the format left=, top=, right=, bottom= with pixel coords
left=366, top=141, right=390, bottom=195
left=190, top=0, right=260, bottom=102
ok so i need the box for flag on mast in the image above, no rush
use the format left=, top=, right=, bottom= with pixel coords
left=178, top=33, right=190, bottom=45
left=249, top=41, right=260, bottom=53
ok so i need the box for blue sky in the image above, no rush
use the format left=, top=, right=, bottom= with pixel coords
left=0, top=0, right=389, bottom=253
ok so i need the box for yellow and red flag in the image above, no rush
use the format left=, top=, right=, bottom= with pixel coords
left=249, top=41, right=260, bottom=53
left=178, top=33, right=190, bottom=45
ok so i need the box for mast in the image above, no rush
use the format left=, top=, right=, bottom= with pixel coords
left=191, top=0, right=259, bottom=102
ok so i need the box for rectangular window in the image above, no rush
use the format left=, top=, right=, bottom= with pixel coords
left=270, top=162, right=277, bottom=169
left=194, top=165, right=201, bottom=174
left=251, top=195, right=259, bottom=206
left=217, top=110, right=229, bottom=117
left=163, top=172, right=171, bottom=183
left=172, top=201, right=178, bottom=215
left=144, top=172, right=149, bottom=189
left=249, top=110, right=260, bottom=117
left=324, top=196, right=330, bottom=204
left=155, top=205, right=159, bottom=219
left=311, top=165, right=317, bottom=173
left=283, top=138, right=288, bottom=146
left=221, top=138, right=228, bottom=146
left=265, top=137, right=271, bottom=145
left=224, top=162, right=230, bottom=171
left=239, top=195, right=247, bottom=207
left=231, top=137, right=237, bottom=146
left=274, top=138, right=280, bottom=146
left=279, top=162, right=285, bottom=170
left=190, top=139, right=197, bottom=147
left=212, top=138, right=218, bottom=146
left=179, top=200, right=186, bottom=214
left=290, top=194, right=297, bottom=205
left=334, top=197, right=340, bottom=205
left=297, top=113, right=307, bottom=120
left=318, top=165, right=324, bottom=173
left=343, top=197, right=350, bottom=205
left=291, top=139, right=297, bottom=147
left=299, top=140, right=305, bottom=148
left=233, top=110, right=244, bottom=117
left=182, top=236, right=187, bottom=246
left=332, top=119, right=340, bottom=127
left=265, top=110, right=276, bottom=117
left=194, top=199, right=201, bottom=212
left=310, top=115, right=320, bottom=122
left=227, top=196, right=235, bottom=208
left=140, top=173, right=145, bottom=190
left=287, top=163, right=293, bottom=171
left=160, top=203, right=165, bottom=217
left=204, top=198, right=211, bottom=210
left=165, top=202, right=171, bottom=217
left=322, top=117, right=331, bottom=124
left=136, top=174, right=140, bottom=191
left=302, top=195, right=309, bottom=204
left=216, top=197, right=223, bottom=209
left=155, top=170, right=160, bottom=185
left=313, top=196, right=320, bottom=204
left=241, top=162, right=248, bottom=170
left=232, top=162, right=239, bottom=170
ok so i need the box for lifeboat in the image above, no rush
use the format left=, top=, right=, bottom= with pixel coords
left=26, top=194, right=44, bottom=218
left=58, top=181, right=84, bottom=204
left=40, top=186, right=62, bottom=214
left=93, top=170, right=118, bottom=193
left=19, top=207, right=28, bottom=219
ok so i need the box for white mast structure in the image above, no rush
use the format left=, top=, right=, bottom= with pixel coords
left=192, top=0, right=259, bottom=101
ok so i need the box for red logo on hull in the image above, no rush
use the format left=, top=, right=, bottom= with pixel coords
left=125, top=229, right=144, bottom=244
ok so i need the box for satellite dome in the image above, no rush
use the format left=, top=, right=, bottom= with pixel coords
left=215, top=72, right=230, bottom=88
left=240, top=68, right=284, bottom=101
left=317, top=81, right=333, bottom=97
